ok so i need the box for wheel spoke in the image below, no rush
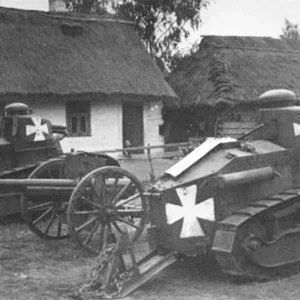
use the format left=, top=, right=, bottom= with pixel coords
left=83, top=221, right=102, bottom=245
left=47, top=167, right=55, bottom=178
left=105, top=222, right=117, bottom=245
left=112, top=221, right=122, bottom=233
left=72, top=210, right=100, bottom=215
left=116, top=208, right=145, bottom=218
left=90, top=180, right=100, bottom=199
left=57, top=218, right=62, bottom=237
left=43, top=214, right=56, bottom=235
left=107, top=177, right=119, bottom=202
left=115, top=193, right=141, bottom=208
left=32, top=207, right=53, bottom=225
left=98, top=223, right=107, bottom=250
left=75, top=215, right=99, bottom=233
left=116, top=216, right=139, bottom=229
left=90, top=176, right=106, bottom=201
left=111, top=181, right=133, bottom=205
left=107, top=222, right=113, bottom=235
left=59, top=164, right=64, bottom=178
left=25, top=158, right=69, bottom=240
left=27, top=202, right=53, bottom=212
left=81, top=196, right=103, bottom=210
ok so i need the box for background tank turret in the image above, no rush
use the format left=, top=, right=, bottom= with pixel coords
left=0, top=102, right=62, bottom=177
left=0, top=102, right=63, bottom=174
left=0, top=102, right=119, bottom=217
left=0, top=102, right=65, bottom=217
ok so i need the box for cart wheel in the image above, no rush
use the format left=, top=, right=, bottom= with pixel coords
left=67, top=166, right=148, bottom=254
left=22, top=158, right=70, bottom=240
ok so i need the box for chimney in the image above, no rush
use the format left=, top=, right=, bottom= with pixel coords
left=49, top=0, right=67, bottom=12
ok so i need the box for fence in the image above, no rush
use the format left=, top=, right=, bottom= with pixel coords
left=96, top=140, right=202, bottom=181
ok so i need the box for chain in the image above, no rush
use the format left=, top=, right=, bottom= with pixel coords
left=78, top=239, right=137, bottom=299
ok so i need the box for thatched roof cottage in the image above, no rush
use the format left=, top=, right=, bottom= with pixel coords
left=168, top=36, right=300, bottom=139
left=0, top=6, right=178, bottom=153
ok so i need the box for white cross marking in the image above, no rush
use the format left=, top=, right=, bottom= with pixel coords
left=165, top=185, right=215, bottom=238
left=26, top=117, right=49, bottom=141
left=293, top=123, right=300, bottom=137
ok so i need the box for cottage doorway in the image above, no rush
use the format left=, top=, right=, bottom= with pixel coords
left=122, top=101, right=144, bottom=153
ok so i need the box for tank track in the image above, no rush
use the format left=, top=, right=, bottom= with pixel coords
left=212, top=188, right=300, bottom=280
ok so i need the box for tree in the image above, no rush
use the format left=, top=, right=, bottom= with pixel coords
left=65, top=0, right=210, bottom=69
left=65, top=0, right=110, bottom=14
left=281, top=19, right=300, bottom=40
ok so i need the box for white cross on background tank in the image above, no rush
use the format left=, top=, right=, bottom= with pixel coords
left=293, top=123, right=300, bottom=137
left=165, top=185, right=215, bottom=238
left=26, top=117, right=49, bottom=141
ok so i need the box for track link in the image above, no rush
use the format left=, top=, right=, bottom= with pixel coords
left=212, top=188, right=300, bottom=280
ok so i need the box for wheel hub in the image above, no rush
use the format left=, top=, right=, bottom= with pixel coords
left=96, top=206, right=118, bottom=222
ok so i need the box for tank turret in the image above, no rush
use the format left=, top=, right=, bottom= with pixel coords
left=0, top=103, right=62, bottom=173
left=4, top=102, right=31, bottom=116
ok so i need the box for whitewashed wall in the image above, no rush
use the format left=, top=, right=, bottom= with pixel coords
left=27, top=99, right=122, bottom=154
left=143, top=100, right=164, bottom=154
left=61, top=100, right=123, bottom=153
left=27, top=98, right=164, bottom=155
left=29, top=100, right=66, bottom=126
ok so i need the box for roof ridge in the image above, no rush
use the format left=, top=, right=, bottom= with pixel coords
left=210, top=45, right=300, bottom=54
left=37, top=11, right=134, bottom=25
left=0, top=6, right=133, bottom=25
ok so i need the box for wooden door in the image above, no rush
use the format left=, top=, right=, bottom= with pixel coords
left=123, top=101, right=144, bottom=153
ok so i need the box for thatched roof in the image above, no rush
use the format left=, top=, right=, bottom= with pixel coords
left=168, top=35, right=300, bottom=108
left=0, top=7, right=177, bottom=105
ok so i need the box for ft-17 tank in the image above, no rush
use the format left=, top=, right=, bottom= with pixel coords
left=74, top=89, right=300, bottom=297
left=147, top=89, right=300, bottom=280
left=0, top=102, right=64, bottom=217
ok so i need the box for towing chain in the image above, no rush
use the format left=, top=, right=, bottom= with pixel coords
left=78, top=237, right=136, bottom=299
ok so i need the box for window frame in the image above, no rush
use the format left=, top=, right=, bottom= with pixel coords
left=66, top=101, right=91, bottom=137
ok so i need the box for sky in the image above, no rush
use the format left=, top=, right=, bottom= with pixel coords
left=0, top=0, right=48, bottom=11
left=1, top=0, right=300, bottom=49
left=184, top=0, right=300, bottom=51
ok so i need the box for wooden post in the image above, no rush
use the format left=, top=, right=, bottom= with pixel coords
left=147, top=144, right=155, bottom=182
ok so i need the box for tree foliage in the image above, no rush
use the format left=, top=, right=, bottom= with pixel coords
left=281, top=19, right=300, bottom=40
left=65, top=0, right=210, bottom=69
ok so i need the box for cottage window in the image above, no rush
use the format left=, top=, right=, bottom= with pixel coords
left=66, top=101, right=91, bottom=136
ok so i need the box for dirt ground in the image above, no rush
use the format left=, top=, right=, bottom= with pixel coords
left=2, top=158, right=300, bottom=300
left=2, top=224, right=300, bottom=300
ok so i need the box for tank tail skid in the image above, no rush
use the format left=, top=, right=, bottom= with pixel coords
left=212, top=188, right=300, bottom=279
left=118, top=250, right=178, bottom=298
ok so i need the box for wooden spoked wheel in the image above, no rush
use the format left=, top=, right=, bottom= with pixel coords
left=67, top=166, right=148, bottom=254
left=22, top=158, right=71, bottom=240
